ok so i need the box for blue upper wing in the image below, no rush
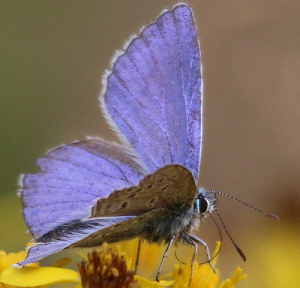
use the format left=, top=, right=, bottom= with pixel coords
left=101, top=4, right=203, bottom=180
left=21, top=138, right=146, bottom=239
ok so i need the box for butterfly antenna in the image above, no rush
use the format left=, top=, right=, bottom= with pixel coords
left=208, top=212, right=222, bottom=259
left=211, top=191, right=280, bottom=220
left=214, top=207, right=246, bottom=261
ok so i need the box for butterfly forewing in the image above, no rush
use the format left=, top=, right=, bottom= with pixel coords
left=90, top=165, right=197, bottom=218
left=102, top=5, right=202, bottom=180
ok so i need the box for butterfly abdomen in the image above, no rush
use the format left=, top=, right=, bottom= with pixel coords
left=72, top=204, right=197, bottom=248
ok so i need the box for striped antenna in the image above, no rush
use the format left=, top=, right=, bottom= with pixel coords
left=210, top=190, right=280, bottom=220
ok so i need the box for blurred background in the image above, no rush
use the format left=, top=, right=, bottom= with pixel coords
left=0, top=1, right=299, bottom=287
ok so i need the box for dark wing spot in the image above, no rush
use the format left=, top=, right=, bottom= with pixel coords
left=148, top=198, right=157, bottom=204
left=161, top=185, right=171, bottom=191
left=165, top=190, right=175, bottom=196
left=126, top=193, right=136, bottom=199
left=120, top=201, right=128, bottom=209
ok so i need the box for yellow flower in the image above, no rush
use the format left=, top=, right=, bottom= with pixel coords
left=0, top=245, right=79, bottom=288
left=0, top=240, right=246, bottom=288
left=170, top=242, right=247, bottom=288
left=109, top=238, right=164, bottom=279
left=78, top=243, right=138, bottom=288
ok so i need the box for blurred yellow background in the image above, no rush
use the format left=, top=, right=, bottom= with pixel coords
left=0, top=1, right=299, bottom=287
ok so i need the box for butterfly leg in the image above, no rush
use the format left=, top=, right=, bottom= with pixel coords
left=183, top=233, right=215, bottom=273
left=179, top=233, right=198, bottom=285
left=135, top=238, right=142, bottom=274
left=155, top=235, right=176, bottom=282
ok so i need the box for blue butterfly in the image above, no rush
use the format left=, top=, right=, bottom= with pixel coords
left=17, top=4, right=278, bottom=277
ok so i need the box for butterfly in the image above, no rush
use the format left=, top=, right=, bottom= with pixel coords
left=16, top=3, right=278, bottom=280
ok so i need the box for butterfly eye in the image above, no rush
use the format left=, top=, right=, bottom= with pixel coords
left=196, top=195, right=210, bottom=215
left=201, top=198, right=209, bottom=214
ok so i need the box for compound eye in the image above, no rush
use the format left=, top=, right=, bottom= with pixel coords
left=200, top=197, right=209, bottom=214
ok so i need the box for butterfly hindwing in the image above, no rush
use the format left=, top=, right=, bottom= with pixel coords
left=21, top=138, right=146, bottom=239
left=16, top=216, right=134, bottom=267
left=90, top=165, right=197, bottom=218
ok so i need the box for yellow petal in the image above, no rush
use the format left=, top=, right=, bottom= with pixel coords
left=0, top=267, right=80, bottom=287
left=135, top=275, right=174, bottom=288
left=229, top=267, right=247, bottom=284
left=211, top=241, right=221, bottom=267
left=51, top=257, right=72, bottom=268
left=218, top=267, right=247, bottom=288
